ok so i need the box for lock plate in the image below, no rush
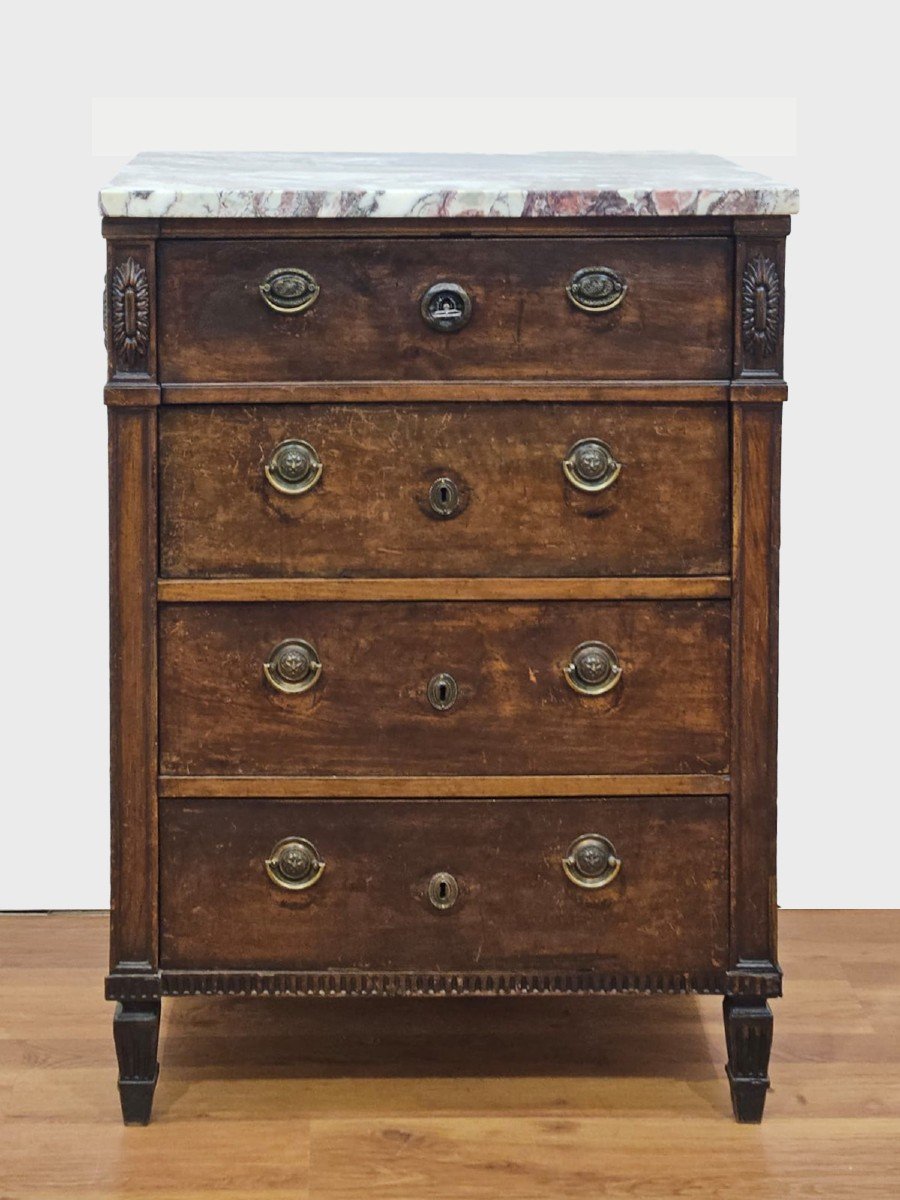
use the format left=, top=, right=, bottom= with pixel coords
left=420, top=282, right=472, bottom=332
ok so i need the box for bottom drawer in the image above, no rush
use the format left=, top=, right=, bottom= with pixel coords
left=160, top=797, right=728, bottom=975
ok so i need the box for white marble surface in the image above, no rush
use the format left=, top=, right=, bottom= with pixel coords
left=99, top=152, right=798, bottom=219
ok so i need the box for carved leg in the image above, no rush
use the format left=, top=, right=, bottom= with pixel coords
left=723, top=996, right=773, bottom=1123
left=113, top=1000, right=160, bottom=1125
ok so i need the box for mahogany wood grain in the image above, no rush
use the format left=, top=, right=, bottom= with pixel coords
left=104, top=383, right=161, bottom=408
left=108, top=408, right=158, bottom=974
left=730, top=403, right=781, bottom=967
left=157, top=774, right=730, bottom=798
left=152, top=215, right=742, bottom=238
left=102, top=215, right=791, bottom=239
left=158, top=796, right=728, bottom=972
left=159, top=403, right=730, bottom=579
left=102, top=207, right=791, bottom=1125
left=162, top=381, right=732, bottom=404
left=157, top=238, right=731, bottom=382
left=157, top=578, right=731, bottom=602
left=158, top=600, right=731, bottom=777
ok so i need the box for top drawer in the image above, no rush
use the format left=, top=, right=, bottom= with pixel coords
left=157, top=238, right=732, bottom=383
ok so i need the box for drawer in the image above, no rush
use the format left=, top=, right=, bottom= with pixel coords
left=159, top=796, right=729, bottom=973
left=157, top=238, right=731, bottom=382
left=159, top=403, right=730, bottom=579
left=159, top=600, right=730, bottom=776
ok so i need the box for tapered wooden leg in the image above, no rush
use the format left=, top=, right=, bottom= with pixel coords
left=113, top=1000, right=160, bottom=1125
left=724, top=996, right=773, bottom=1123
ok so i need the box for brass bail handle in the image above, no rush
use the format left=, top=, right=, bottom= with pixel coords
left=566, top=266, right=627, bottom=313
left=564, top=641, right=622, bottom=696
left=259, top=268, right=320, bottom=313
left=264, top=639, right=322, bottom=695
left=562, top=834, right=622, bottom=889
left=265, top=837, right=325, bottom=890
left=563, top=438, right=621, bottom=493
left=265, top=439, right=323, bottom=496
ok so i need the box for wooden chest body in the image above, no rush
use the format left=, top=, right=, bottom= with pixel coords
left=103, top=156, right=792, bottom=1123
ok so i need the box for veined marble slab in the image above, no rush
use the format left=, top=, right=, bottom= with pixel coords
left=99, top=152, right=798, bottom=219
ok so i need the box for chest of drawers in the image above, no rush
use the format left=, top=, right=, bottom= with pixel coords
left=101, top=152, right=797, bottom=1125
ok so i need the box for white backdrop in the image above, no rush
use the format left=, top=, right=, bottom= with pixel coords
left=2, top=4, right=896, bottom=909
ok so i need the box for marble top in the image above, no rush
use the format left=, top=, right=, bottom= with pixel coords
left=99, top=152, right=798, bottom=220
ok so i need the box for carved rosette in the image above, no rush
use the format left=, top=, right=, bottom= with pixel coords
left=741, top=255, right=780, bottom=358
left=110, top=257, right=150, bottom=370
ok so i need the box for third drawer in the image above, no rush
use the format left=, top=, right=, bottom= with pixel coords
left=159, top=599, right=730, bottom=776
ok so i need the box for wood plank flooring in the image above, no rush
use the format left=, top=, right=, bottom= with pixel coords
left=1, top=911, right=898, bottom=1198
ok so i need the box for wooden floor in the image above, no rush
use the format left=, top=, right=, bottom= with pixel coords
left=0, top=912, right=898, bottom=1199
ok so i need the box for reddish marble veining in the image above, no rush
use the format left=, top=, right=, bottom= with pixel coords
left=101, top=152, right=798, bottom=220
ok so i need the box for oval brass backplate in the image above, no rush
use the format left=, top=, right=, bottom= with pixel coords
left=265, top=837, right=325, bottom=891
left=259, top=268, right=320, bottom=313
left=265, top=439, right=323, bottom=495
left=564, top=641, right=622, bottom=696
left=562, top=834, right=622, bottom=889
left=264, top=638, right=322, bottom=695
left=566, top=266, right=627, bottom=313
left=427, top=871, right=459, bottom=910
left=562, top=438, right=622, bottom=493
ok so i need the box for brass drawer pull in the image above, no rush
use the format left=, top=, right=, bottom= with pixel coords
left=420, top=282, right=472, bottom=332
left=427, top=672, right=458, bottom=712
left=428, top=476, right=461, bottom=517
left=264, top=638, right=322, bottom=695
left=265, top=837, right=325, bottom=891
left=564, top=641, right=622, bottom=696
left=259, top=267, right=320, bottom=314
left=265, top=439, right=323, bottom=495
left=427, top=871, right=459, bottom=910
left=562, top=834, right=621, bottom=889
left=563, top=438, right=621, bottom=493
left=566, top=266, right=627, bottom=313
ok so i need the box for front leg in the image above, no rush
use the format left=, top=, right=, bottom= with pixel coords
left=723, top=996, right=773, bottom=1123
left=113, top=1000, right=160, bottom=1125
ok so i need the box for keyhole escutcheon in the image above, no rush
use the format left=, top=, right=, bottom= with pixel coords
left=428, top=476, right=461, bottom=518
left=427, top=672, right=459, bottom=712
left=427, top=871, right=459, bottom=910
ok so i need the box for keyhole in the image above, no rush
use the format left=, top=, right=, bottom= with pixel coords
left=427, top=672, right=458, bottom=711
left=429, top=476, right=459, bottom=517
left=428, top=871, right=459, bottom=910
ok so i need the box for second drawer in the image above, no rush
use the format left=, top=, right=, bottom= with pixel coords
left=159, top=402, right=731, bottom=578
left=159, top=599, right=730, bottom=776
